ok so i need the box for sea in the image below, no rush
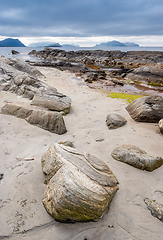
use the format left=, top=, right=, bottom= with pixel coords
left=0, top=46, right=163, bottom=62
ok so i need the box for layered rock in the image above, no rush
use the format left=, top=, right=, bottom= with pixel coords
left=126, top=96, right=163, bottom=122
left=0, top=57, right=71, bottom=113
left=106, top=113, right=127, bottom=129
left=111, top=145, right=163, bottom=171
left=41, top=143, right=119, bottom=222
left=144, top=198, right=163, bottom=222
left=1, top=103, right=67, bottom=134
left=31, top=92, right=71, bottom=114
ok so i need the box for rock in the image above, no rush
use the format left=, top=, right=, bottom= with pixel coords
left=41, top=143, right=119, bottom=222
left=0, top=57, right=71, bottom=112
left=1, top=103, right=67, bottom=134
left=158, top=119, right=163, bottom=134
left=126, top=65, right=163, bottom=84
left=111, top=145, right=163, bottom=171
left=82, top=72, right=98, bottom=83
left=31, top=92, right=71, bottom=114
left=126, top=96, right=163, bottom=122
left=0, top=174, right=4, bottom=181
left=106, top=113, right=127, bottom=129
left=11, top=50, right=20, bottom=54
left=144, top=198, right=163, bottom=222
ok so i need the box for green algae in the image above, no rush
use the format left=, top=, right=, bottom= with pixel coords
left=107, top=92, right=143, bottom=103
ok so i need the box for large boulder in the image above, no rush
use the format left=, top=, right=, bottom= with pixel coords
left=1, top=103, right=67, bottom=134
left=111, top=145, right=163, bottom=171
left=144, top=198, right=163, bottom=222
left=126, top=95, right=163, bottom=122
left=106, top=113, right=127, bottom=129
left=41, top=143, right=119, bottom=222
left=31, top=92, right=71, bottom=114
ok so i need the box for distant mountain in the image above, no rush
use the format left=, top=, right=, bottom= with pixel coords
left=0, top=38, right=26, bottom=47
left=61, top=44, right=80, bottom=47
left=95, top=40, right=139, bottom=47
left=124, top=42, right=139, bottom=47
left=28, top=42, right=61, bottom=47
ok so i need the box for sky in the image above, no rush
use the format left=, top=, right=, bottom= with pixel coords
left=0, top=0, right=163, bottom=47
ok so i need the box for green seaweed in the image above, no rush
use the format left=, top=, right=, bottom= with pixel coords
left=107, top=92, right=143, bottom=103
left=149, top=82, right=162, bottom=87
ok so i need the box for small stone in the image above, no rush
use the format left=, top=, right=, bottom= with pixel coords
left=106, top=113, right=127, bottom=129
left=158, top=119, right=163, bottom=134
left=96, top=138, right=104, bottom=142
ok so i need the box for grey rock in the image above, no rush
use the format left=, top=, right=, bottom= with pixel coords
left=1, top=103, right=67, bottom=134
left=126, top=95, right=163, bottom=122
left=31, top=92, right=71, bottom=114
left=158, top=119, right=163, bottom=134
left=106, top=113, right=127, bottom=129
left=126, top=65, right=163, bottom=84
left=41, top=143, right=119, bottom=222
left=111, top=145, right=163, bottom=171
left=144, top=198, right=163, bottom=222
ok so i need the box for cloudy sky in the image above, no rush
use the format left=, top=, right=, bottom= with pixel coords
left=0, top=0, right=163, bottom=46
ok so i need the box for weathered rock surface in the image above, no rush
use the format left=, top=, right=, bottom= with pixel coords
left=158, top=118, right=163, bottom=134
left=111, top=145, right=163, bottom=171
left=0, top=57, right=72, bottom=113
left=31, top=92, right=71, bottom=114
left=126, top=95, right=163, bottom=122
left=144, top=198, right=163, bottom=222
left=106, top=113, right=127, bottom=129
left=126, top=65, right=163, bottom=85
left=41, top=143, right=119, bottom=222
left=1, top=103, right=67, bottom=134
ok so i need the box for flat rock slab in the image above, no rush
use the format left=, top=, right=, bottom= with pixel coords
left=1, top=103, right=67, bottom=134
left=41, top=143, right=119, bottom=222
left=106, top=113, right=127, bottom=129
left=144, top=198, right=163, bottom=222
left=126, top=95, right=163, bottom=122
left=111, top=145, right=163, bottom=171
left=158, top=119, right=163, bottom=134
left=31, top=92, right=71, bottom=114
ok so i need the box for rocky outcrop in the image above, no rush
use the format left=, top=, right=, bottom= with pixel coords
left=111, top=145, right=163, bottom=171
left=0, top=57, right=71, bottom=113
left=144, top=198, right=163, bottom=222
left=106, top=113, right=127, bottom=129
left=41, top=143, right=119, bottom=222
left=126, top=96, right=163, bottom=122
left=158, top=119, right=163, bottom=134
left=31, top=92, right=71, bottom=114
left=1, top=103, right=67, bottom=134
left=126, top=65, right=163, bottom=85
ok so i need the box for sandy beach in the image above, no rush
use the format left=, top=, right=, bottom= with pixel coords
left=0, top=66, right=163, bottom=240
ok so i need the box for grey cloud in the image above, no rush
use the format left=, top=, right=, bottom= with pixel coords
left=0, top=0, right=163, bottom=37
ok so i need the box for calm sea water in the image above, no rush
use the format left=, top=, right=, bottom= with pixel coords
left=0, top=46, right=163, bottom=62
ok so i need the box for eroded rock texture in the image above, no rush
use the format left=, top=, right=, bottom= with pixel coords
left=111, top=145, right=163, bottom=171
left=144, top=198, right=163, bottom=222
left=0, top=57, right=71, bottom=113
left=41, top=143, right=119, bottom=222
left=1, top=103, right=67, bottom=134
left=126, top=96, right=163, bottom=122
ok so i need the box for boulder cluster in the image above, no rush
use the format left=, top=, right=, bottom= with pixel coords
left=0, top=50, right=163, bottom=224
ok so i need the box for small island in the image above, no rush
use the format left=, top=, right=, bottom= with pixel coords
left=0, top=38, right=26, bottom=47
